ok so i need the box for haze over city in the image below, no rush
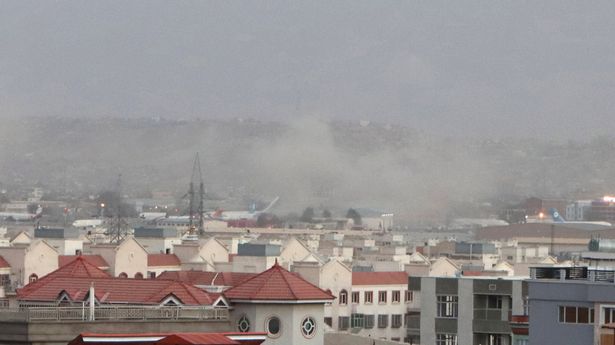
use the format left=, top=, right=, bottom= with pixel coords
left=2, top=1, right=615, bottom=139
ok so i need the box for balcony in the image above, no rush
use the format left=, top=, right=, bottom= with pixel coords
left=0, top=305, right=229, bottom=322
left=473, top=308, right=511, bottom=334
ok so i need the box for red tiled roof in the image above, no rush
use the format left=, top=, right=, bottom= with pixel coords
left=68, top=332, right=267, bottom=345
left=0, top=255, right=10, bottom=268
left=155, top=334, right=238, bottom=345
left=148, top=254, right=182, bottom=267
left=352, top=272, right=408, bottom=285
left=223, top=261, right=334, bottom=302
left=59, top=255, right=109, bottom=269
left=51, top=256, right=111, bottom=279
left=17, top=277, right=215, bottom=305
left=157, top=271, right=256, bottom=287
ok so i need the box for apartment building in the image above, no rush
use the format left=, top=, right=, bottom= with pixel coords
left=342, top=271, right=411, bottom=342
left=408, top=276, right=527, bottom=345
left=528, top=266, right=615, bottom=345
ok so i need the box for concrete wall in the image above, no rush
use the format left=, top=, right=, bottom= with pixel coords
left=529, top=281, right=601, bottom=345
left=324, top=333, right=402, bottom=345
left=233, top=303, right=325, bottom=345
left=0, top=319, right=231, bottom=345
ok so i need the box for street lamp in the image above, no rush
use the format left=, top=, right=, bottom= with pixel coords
left=100, top=203, right=105, bottom=218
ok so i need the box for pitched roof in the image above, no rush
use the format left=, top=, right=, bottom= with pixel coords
left=68, top=332, right=267, bottom=345
left=155, top=333, right=238, bottom=345
left=17, top=277, right=215, bottom=305
left=157, top=271, right=256, bottom=287
left=148, top=253, right=181, bottom=267
left=49, top=255, right=111, bottom=279
left=223, top=261, right=334, bottom=302
left=18, top=257, right=213, bottom=305
left=59, top=255, right=109, bottom=269
left=351, top=271, right=408, bottom=285
left=0, top=255, right=10, bottom=268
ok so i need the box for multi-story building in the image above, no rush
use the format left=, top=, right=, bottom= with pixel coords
left=528, top=266, right=615, bottom=345
left=408, top=276, right=527, bottom=345
left=345, top=272, right=410, bottom=342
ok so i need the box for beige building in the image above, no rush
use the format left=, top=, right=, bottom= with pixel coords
left=0, top=240, right=59, bottom=287
left=89, top=237, right=148, bottom=278
left=173, top=237, right=230, bottom=271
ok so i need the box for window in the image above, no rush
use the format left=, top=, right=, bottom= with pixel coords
left=134, top=272, right=143, bottom=279
left=392, top=290, right=401, bottom=303
left=391, top=314, right=402, bottom=328
left=266, top=316, right=281, bottom=337
left=436, top=333, right=458, bottom=345
left=364, top=314, right=375, bottom=329
left=237, top=315, right=250, bottom=332
left=488, top=334, right=503, bottom=345
left=559, top=306, right=594, bottom=324
left=364, top=291, right=373, bottom=304
left=301, top=316, right=316, bottom=338
left=28, top=274, right=38, bottom=284
left=118, top=272, right=128, bottom=278
left=339, top=290, right=348, bottom=305
left=378, top=291, right=387, bottom=304
left=377, top=314, right=389, bottom=328
left=351, top=313, right=364, bottom=328
left=405, top=290, right=413, bottom=303
left=351, top=291, right=360, bottom=304
left=437, top=295, right=458, bottom=318
left=338, top=316, right=349, bottom=330
left=488, top=295, right=503, bottom=309
left=515, top=340, right=528, bottom=345
left=0, top=275, right=10, bottom=287
left=604, top=307, right=615, bottom=324
left=324, top=317, right=332, bottom=327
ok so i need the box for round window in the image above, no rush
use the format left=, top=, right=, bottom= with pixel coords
left=237, top=315, right=250, bottom=332
left=301, top=316, right=316, bottom=338
left=266, top=316, right=281, bottom=337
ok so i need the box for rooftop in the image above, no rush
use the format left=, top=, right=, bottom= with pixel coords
left=352, top=271, right=408, bottom=285
left=148, top=253, right=181, bottom=267
left=223, top=260, right=334, bottom=302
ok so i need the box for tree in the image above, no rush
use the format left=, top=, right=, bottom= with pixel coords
left=322, top=209, right=332, bottom=219
left=346, top=208, right=362, bottom=225
left=300, top=207, right=315, bottom=223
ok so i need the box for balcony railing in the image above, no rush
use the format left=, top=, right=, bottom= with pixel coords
left=473, top=308, right=511, bottom=321
left=0, top=306, right=229, bottom=322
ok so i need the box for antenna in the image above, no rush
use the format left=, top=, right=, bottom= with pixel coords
left=108, top=174, right=128, bottom=244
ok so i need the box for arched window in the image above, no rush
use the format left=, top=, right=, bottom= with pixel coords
left=118, top=272, right=128, bottom=278
left=134, top=272, right=144, bottom=279
left=28, top=273, right=38, bottom=284
left=301, top=316, right=316, bottom=338
left=266, top=316, right=281, bottom=338
left=339, top=289, right=348, bottom=305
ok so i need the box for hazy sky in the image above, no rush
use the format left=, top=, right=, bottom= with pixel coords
left=2, top=1, right=615, bottom=139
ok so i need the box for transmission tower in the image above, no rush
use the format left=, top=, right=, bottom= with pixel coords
left=187, top=153, right=205, bottom=236
left=108, top=174, right=128, bottom=244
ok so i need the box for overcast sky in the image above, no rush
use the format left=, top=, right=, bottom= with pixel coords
left=2, top=1, right=615, bottom=139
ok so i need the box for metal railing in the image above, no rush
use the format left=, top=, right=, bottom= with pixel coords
left=0, top=305, right=229, bottom=322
